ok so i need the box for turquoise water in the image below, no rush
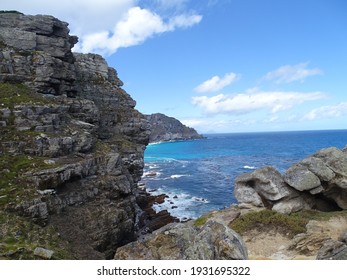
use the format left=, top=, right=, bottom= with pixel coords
left=141, top=130, right=347, bottom=220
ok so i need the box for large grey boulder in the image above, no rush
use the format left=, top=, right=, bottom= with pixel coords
left=283, top=164, right=321, bottom=192
left=235, top=146, right=347, bottom=214
left=115, top=219, right=248, bottom=260
left=235, top=166, right=298, bottom=209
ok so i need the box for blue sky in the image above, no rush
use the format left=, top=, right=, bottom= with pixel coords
left=3, top=0, right=347, bottom=133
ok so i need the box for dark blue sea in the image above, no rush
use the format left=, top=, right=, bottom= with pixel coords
left=141, top=130, right=347, bottom=220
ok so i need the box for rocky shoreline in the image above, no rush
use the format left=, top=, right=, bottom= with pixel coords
left=115, top=146, right=347, bottom=260
left=136, top=184, right=180, bottom=235
left=1, top=11, right=346, bottom=260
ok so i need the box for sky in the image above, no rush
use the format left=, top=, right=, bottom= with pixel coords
left=2, top=0, right=347, bottom=133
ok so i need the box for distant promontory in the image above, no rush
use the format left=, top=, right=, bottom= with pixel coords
left=146, top=113, right=203, bottom=143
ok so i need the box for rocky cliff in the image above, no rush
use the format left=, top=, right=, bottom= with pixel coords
left=146, top=113, right=203, bottom=143
left=0, top=12, right=150, bottom=259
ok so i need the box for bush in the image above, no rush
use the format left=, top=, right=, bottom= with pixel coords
left=229, top=209, right=308, bottom=237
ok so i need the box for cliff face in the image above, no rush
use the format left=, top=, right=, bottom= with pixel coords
left=146, top=113, right=203, bottom=143
left=0, top=12, right=150, bottom=259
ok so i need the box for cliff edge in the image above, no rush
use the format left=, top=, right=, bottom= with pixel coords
left=0, top=11, right=150, bottom=259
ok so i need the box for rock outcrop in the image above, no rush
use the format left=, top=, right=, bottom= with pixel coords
left=317, top=229, right=347, bottom=260
left=235, top=147, right=347, bottom=214
left=146, top=113, right=203, bottom=143
left=115, top=208, right=248, bottom=260
left=0, top=12, right=150, bottom=259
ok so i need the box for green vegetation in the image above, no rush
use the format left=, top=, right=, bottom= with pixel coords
left=94, top=139, right=112, bottom=154
left=0, top=153, right=70, bottom=259
left=194, top=213, right=213, bottom=227
left=0, top=211, right=75, bottom=259
left=229, top=209, right=308, bottom=237
left=229, top=209, right=347, bottom=238
left=0, top=82, right=75, bottom=259
left=0, top=154, right=56, bottom=207
left=0, top=83, right=53, bottom=108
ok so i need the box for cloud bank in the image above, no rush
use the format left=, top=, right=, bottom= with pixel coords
left=192, top=91, right=326, bottom=115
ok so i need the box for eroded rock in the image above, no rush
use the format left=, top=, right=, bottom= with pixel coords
left=115, top=219, right=248, bottom=260
left=235, top=147, right=347, bottom=214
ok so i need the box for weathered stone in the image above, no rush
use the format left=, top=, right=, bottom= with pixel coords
left=283, top=164, right=321, bottom=191
left=235, top=166, right=297, bottom=208
left=301, top=157, right=335, bottom=182
left=316, top=239, right=347, bottom=260
left=33, top=247, right=54, bottom=259
left=272, top=195, right=315, bottom=214
left=235, top=146, right=347, bottom=213
left=234, top=184, right=264, bottom=207
left=115, top=219, right=248, bottom=260
left=313, top=147, right=347, bottom=177
left=339, top=230, right=347, bottom=243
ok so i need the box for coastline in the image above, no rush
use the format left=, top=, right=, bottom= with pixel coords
left=119, top=140, right=347, bottom=260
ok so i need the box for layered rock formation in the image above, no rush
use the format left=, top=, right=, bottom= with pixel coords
left=0, top=12, right=150, bottom=259
left=235, top=147, right=347, bottom=214
left=146, top=113, right=203, bottom=143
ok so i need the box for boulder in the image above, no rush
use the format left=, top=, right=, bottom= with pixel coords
left=115, top=219, right=248, bottom=260
left=272, top=195, right=315, bottom=214
left=33, top=247, right=54, bottom=259
left=235, top=146, right=347, bottom=214
left=235, top=166, right=298, bottom=209
left=283, top=164, right=321, bottom=192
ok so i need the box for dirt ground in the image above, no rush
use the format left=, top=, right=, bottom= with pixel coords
left=242, top=216, right=347, bottom=260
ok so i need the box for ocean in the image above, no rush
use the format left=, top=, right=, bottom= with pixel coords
left=141, top=130, right=347, bottom=221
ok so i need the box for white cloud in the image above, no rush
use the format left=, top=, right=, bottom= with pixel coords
left=302, top=102, right=347, bottom=121
left=1, top=0, right=202, bottom=56
left=192, top=91, right=326, bottom=115
left=1, top=0, right=135, bottom=35
left=194, top=73, right=240, bottom=93
left=77, top=7, right=202, bottom=55
left=263, top=62, right=323, bottom=84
